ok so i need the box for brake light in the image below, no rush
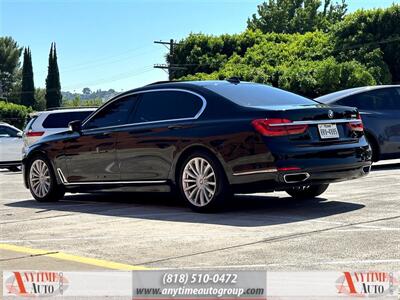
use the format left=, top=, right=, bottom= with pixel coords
left=26, top=131, right=45, bottom=137
left=252, top=119, right=308, bottom=136
left=347, top=114, right=364, bottom=132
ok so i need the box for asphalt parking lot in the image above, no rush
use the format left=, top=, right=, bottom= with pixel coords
left=1, top=160, right=399, bottom=273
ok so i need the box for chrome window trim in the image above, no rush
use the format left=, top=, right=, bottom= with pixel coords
left=81, top=88, right=207, bottom=132
left=268, top=118, right=361, bottom=126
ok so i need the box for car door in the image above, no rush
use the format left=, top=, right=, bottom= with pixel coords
left=116, top=89, right=204, bottom=180
left=63, top=96, right=137, bottom=182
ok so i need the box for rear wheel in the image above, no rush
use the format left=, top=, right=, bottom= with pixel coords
left=178, top=151, right=229, bottom=212
left=365, top=133, right=379, bottom=162
left=285, top=184, right=329, bottom=200
left=28, top=156, right=64, bottom=202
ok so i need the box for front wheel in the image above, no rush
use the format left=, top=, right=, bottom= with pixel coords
left=285, top=184, right=329, bottom=200
left=28, top=156, right=65, bottom=202
left=178, top=151, right=230, bottom=212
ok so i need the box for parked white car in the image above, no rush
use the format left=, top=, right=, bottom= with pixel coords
left=23, top=108, right=96, bottom=148
left=0, top=122, right=23, bottom=171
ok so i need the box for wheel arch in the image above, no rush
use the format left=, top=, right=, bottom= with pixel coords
left=170, top=144, right=230, bottom=186
left=23, top=149, right=61, bottom=188
left=364, top=129, right=380, bottom=162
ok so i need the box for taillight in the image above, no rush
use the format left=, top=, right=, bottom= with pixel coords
left=26, top=131, right=45, bottom=137
left=347, top=114, right=364, bottom=132
left=252, top=119, right=308, bottom=136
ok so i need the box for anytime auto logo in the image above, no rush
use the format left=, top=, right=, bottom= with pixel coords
left=4, top=271, right=69, bottom=297
left=336, top=272, right=397, bottom=297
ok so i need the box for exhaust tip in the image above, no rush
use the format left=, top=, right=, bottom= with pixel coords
left=283, top=172, right=310, bottom=183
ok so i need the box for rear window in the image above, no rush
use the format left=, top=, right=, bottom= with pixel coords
left=42, top=111, right=93, bottom=128
left=25, top=115, right=38, bottom=131
left=203, top=82, right=316, bottom=107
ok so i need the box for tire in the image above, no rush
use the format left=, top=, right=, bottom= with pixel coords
left=178, top=151, right=230, bottom=212
left=285, top=184, right=329, bottom=200
left=365, top=133, right=379, bottom=162
left=28, top=156, right=65, bottom=202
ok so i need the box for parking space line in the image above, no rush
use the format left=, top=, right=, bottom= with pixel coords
left=0, top=243, right=150, bottom=270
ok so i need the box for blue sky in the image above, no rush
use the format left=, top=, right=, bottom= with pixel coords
left=1, top=0, right=399, bottom=93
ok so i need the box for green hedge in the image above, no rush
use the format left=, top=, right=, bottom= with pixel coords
left=0, top=101, right=32, bottom=129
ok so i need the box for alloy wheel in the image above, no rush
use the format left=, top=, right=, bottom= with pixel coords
left=29, top=159, right=51, bottom=198
left=182, top=157, right=217, bottom=207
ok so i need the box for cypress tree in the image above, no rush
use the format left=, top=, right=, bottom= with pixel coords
left=21, top=47, right=35, bottom=107
left=45, top=43, right=62, bottom=109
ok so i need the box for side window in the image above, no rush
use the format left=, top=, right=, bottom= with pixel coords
left=42, top=111, right=93, bottom=128
left=131, top=91, right=203, bottom=123
left=0, top=126, right=19, bottom=137
left=0, top=126, right=10, bottom=137
left=336, top=96, right=360, bottom=108
left=356, top=89, right=397, bottom=110
left=84, top=95, right=138, bottom=129
left=393, top=88, right=400, bottom=110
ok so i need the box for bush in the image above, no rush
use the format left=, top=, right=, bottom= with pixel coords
left=180, top=31, right=378, bottom=98
left=0, top=101, right=32, bottom=129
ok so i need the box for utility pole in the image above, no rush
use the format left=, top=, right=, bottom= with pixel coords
left=154, top=39, right=185, bottom=80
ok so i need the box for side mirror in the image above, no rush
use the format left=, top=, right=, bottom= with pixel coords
left=17, top=132, right=23, bottom=138
left=68, top=120, right=82, bottom=133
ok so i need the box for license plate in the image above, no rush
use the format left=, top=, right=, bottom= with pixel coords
left=318, top=124, right=339, bottom=139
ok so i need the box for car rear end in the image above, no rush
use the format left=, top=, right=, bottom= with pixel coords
left=23, top=108, right=96, bottom=149
left=200, top=81, right=372, bottom=191
left=250, top=105, right=371, bottom=188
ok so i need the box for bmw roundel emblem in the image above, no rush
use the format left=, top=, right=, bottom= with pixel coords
left=328, top=110, right=334, bottom=119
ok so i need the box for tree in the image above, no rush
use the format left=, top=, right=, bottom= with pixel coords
left=20, top=47, right=35, bottom=107
left=34, top=88, right=46, bottom=111
left=0, top=37, right=22, bottom=100
left=333, top=4, right=400, bottom=83
left=247, top=0, right=347, bottom=34
left=82, top=87, right=91, bottom=95
left=179, top=31, right=380, bottom=98
left=45, top=43, right=62, bottom=109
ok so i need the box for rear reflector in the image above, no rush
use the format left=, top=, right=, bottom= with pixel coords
left=26, top=131, right=45, bottom=137
left=277, top=167, right=301, bottom=171
left=347, top=114, right=364, bottom=132
left=252, top=118, right=308, bottom=136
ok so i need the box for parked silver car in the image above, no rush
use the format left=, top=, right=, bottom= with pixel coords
left=0, top=122, right=23, bottom=171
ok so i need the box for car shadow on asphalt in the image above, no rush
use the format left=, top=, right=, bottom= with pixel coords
left=5, top=192, right=365, bottom=227
left=371, top=162, right=400, bottom=171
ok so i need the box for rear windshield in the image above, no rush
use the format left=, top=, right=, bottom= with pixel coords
left=203, top=82, right=316, bottom=107
left=42, top=111, right=93, bottom=128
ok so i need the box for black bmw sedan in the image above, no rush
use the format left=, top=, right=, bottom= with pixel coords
left=22, top=80, right=372, bottom=212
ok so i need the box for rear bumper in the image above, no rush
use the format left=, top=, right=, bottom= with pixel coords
left=231, top=162, right=371, bottom=193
